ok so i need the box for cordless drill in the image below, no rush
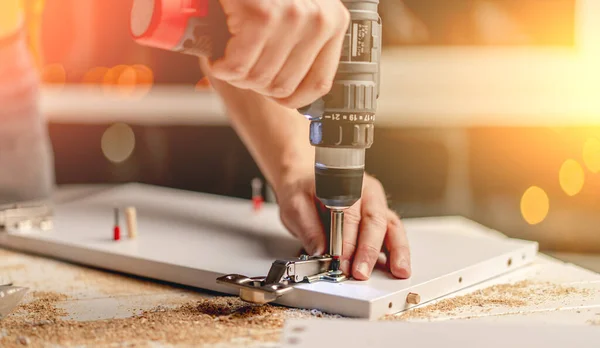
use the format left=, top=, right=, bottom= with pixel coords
left=130, top=0, right=381, bottom=271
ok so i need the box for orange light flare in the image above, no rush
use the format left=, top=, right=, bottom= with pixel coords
left=195, top=77, right=212, bottom=91
left=102, top=64, right=154, bottom=99
left=131, top=64, right=154, bottom=96
left=82, top=67, right=110, bottom=86
left=41, top=63, right=66, bottom=92
left=583, top=137, right=600, bottom=174
left=520, top=186, right=550, bottom=226
left=559, top=159, right=585, bottom=197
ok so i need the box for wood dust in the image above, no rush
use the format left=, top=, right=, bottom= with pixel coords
left=0, top=248, right=17, bottom=258
left=0, top=292, right=336, bottom=348
left=0, top=264, right=26, bottom=272
left=387, top=280, right=593, bottom=321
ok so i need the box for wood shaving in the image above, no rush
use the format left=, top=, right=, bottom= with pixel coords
left=386, top=280, right=593, bottom=321
left=0, top=292, right=336, bottom=348
left=0, top=248, right=17, bottom=258
left=0, top=264, right=26, bottom=272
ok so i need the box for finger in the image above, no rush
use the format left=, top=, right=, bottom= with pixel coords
left=274, top=13, right=348, bottom=108
left=228, top=2, right=308, bottom=91
left=385, top=210, right=411, bottom=279
left=260, top=1, right=341, bottom=99
left=353, top=180, right=388, bottom=280
left=209, top=1, right=279, bottom=81
left=280, top=192, right=327, bottom=256
left=340, top=202, right=361, bottom=276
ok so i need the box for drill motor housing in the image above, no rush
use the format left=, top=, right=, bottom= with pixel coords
left=302, top=0, right=380, bottom=209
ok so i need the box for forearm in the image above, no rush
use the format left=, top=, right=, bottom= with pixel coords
left=208, top=77, right=314, bottom=193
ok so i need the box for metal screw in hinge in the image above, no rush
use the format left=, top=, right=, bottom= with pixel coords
left=299, top=255, right=309, bottom=261
left=406, top=292, right=421, bottom=305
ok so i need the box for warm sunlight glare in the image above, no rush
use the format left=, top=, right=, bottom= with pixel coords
left=559, top=159, right=585, bottom=196
left=520, top=186, right=549, bottom=225
left=583, top=138, right=600, bottom=173
left=41, top=63, right=66, bottom=87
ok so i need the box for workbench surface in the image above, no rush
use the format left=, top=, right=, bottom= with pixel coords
left=1, top=186, right=599, bottom=347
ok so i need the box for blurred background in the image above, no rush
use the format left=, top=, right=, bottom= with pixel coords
left=28, top=0, right=600, bottom=258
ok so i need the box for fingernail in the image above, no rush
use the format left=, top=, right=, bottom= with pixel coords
left=356, top=262, right=370, bottom=278
left=341, top=260, right=351, bottom=275
left=396, top=258, right=411, bottom=278
left=399, top=258, right=409, bottom=269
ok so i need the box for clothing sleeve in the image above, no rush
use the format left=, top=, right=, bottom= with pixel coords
left=0, top=27, right=55, bottom=204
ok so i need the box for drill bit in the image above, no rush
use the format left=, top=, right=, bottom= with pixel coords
left=329, top=209, right=344, bottom=272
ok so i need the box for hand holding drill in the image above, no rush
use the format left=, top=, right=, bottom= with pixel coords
left=132, top=0, right=411, bottom=280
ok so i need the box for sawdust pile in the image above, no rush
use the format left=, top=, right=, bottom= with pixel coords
left=0, top=292, right=335, bottom=348
left=387, top=280, right=593, bottom=321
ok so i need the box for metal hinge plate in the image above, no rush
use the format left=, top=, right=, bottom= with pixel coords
left=217, top=255, right=346, bottom=304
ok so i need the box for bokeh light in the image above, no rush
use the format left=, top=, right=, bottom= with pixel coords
left=520, top=186, right=549, bottom=225
left=132, top=64, right=154, bottom=84
left=582, top=138, right=600, bottom=173
left=116, top=66, right=138, bottom=96
left=101, top=123, right=136, bottom=163
left=102, top=65, right=153, bottom=98
left=103, top=65, right=129, bottom=95
left=131, top=64, right=154, bottom=96
left=82, top=67, right=109, bottom=85
left=41, top=64, right=66, bottom=87
left=559, top=159, right=585, bottom=196
left=195, top=77, right=212, bottom=91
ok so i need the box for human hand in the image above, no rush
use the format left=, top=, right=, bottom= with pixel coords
left=276, top=171, right=411, bottom=280
left=205, top=0, right=350, bottom=109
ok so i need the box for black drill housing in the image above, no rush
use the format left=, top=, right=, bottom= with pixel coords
left=301, top=0, right=381, bottom=209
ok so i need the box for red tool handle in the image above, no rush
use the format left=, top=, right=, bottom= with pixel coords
left=131, top=0, right=229, bottom=59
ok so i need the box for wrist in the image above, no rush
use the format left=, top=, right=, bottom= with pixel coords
left=270, top=142, right=314, bottom=196
left=208, top=75, right=316, bottom=195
